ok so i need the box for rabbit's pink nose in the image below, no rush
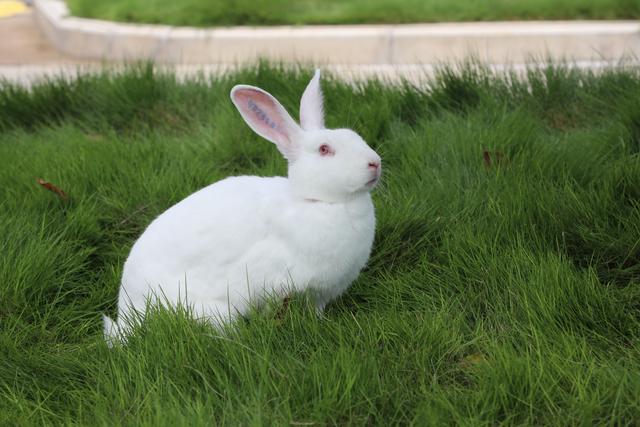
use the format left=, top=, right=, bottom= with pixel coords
left=368, top=161, right=380, bottom=170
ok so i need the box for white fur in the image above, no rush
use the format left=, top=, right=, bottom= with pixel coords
left=104, top=70, right=381, bottom=342
left=299, top=69, right=324, bottom=130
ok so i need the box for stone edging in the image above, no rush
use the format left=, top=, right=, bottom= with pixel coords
left=34, top=0, right=640, bottom=65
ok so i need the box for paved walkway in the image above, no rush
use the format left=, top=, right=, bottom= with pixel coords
left=1, top=9, right=77, bottom=64
left=0, top=8, right=91, bottom=85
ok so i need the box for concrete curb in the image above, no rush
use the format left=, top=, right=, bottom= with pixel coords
left=32, top=0, right=640, bottom=65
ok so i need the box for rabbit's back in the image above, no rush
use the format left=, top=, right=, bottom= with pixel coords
left=118, top=176, right=293, bottom=318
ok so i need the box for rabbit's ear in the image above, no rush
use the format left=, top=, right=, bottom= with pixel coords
left=299, top=69, right=325, bottom=130
left=231, top=85, right=302, bottom=160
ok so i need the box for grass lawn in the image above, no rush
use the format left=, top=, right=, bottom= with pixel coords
left=1, top=63, right=640, bottom=424
left=66, top=0, right=640, bottom=26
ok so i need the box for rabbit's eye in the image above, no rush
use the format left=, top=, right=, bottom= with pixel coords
left=319, top=144, right=334, bottom=156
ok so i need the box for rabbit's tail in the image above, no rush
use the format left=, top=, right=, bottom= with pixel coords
left=103, top=314, right=125, bottom=347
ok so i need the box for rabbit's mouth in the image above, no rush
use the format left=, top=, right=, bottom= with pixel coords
left=365, top=176, right=379, bottom=188
left=365, top=167, right=381, bottom=188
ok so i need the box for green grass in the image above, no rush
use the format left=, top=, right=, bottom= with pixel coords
left=67, top=0, right=640, bottom=26
left=1, top=62, right=640, bottom=425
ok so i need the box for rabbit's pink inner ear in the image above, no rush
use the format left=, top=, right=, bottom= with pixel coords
left=233, top=89, right=297, bottom=150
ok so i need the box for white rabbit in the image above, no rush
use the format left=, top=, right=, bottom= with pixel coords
left=104, top=70, right=381, bottom=343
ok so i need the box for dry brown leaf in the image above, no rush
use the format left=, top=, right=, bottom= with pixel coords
left=483, top=150, right=509, bottom=168
left=482, top=149, right=492, bottom=167
left=37, top=178, right=68, bottom=199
